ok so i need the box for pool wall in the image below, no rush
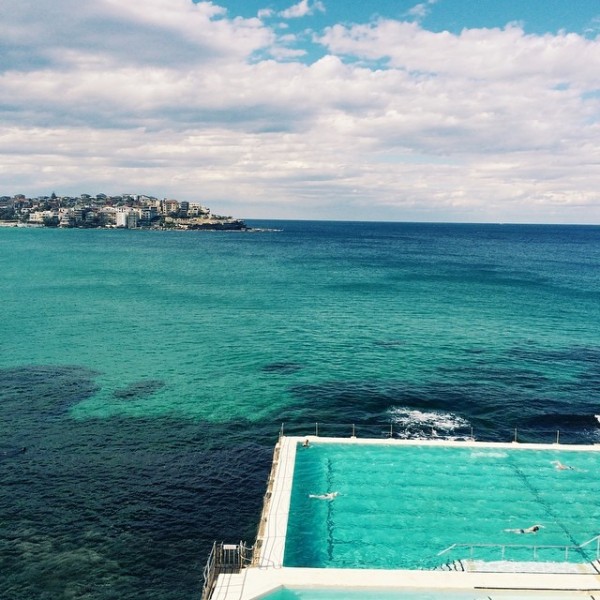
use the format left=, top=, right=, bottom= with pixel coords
left=209, top=564, right=600, bottom=600
left=256, top=436, right=298, bottom=569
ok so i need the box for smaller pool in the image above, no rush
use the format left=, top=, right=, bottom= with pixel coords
left=260, top=587, right=593, bottom=600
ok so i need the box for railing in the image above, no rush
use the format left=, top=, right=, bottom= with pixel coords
left=279, top=421, right=474, bottom=440
left=201, top=541, right=253, bottom=600
left=437, top=534, right=600, bottom=564
left=277, top=421, right=581, bottom=445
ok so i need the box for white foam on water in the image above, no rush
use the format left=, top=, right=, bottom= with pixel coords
left=388, top=407, right=471, bottom=440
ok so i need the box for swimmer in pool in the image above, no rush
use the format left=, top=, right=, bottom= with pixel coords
left=308, top=492, right=339, bottom=500
left=504, top=524, right=543, bottom=534
left=552, top=460, right=574, bottom=471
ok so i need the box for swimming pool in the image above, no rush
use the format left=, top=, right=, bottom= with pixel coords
left=283, top=443, right=600, bottom=569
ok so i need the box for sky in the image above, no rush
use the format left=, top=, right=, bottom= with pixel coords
left=2, top=0, right=600, bottom=223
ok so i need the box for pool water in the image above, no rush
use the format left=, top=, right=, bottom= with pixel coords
left=261, top=588, right=591, bottom=600
left=283, top=443, right=600, bottom=569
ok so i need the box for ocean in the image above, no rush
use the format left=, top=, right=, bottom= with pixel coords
left=1, top=221, right=599, bottom=599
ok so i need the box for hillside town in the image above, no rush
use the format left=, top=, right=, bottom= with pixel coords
left=0, top=193, right=248, bottom=230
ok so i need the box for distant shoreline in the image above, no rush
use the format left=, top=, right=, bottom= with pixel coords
left=0, top=220, right=252, bottom=231
left=0, top=193, right=250, bottom=230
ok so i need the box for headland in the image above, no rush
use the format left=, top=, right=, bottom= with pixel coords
left=0, top=193, right=248, bottom=230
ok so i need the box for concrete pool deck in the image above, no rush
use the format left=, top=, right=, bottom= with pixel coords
left=209, top=436, right=600, bottom=600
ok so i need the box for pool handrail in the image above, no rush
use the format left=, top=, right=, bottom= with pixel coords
left=437, top=533, right=600, bottom=561
left=202, top=541, right=253, bottom=600
left=277, top=421, right=596, bottom=445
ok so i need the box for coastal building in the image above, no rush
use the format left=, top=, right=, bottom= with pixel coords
left=126, top=213, right=138, bottom=228
left=59, top=209, right=72, bottom=227
left=115, top=208, right=138, bottom=228
left=100, top=206, right=117, bottom=225
left=188, top=203, right=211, bottom=217
left=72, top=208, right=85, bottom=225
left=138, top=206, right=159, bottom=225
left=162, top=199, right=180, bottom=215
left=28, top=212, right=44, bottom=224
left=28, top=210, right=58, bottom=224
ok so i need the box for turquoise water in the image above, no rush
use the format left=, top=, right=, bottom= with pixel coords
left=284, top=443, right=600, bottom=569
left=1, top=222, right=600, bottom=598
left=263, top=588, right=589, bottom=600
left=262, top=588, right=589, bottom=600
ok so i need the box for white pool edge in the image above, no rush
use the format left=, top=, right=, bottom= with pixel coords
left=211, top=567, right=600, bottom=600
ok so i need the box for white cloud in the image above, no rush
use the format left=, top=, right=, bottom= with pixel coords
left=584, top=16, right=600, bottom=36
left=279, top=0, right=325, bottom=19
left=1, top=1, right=600, bottom=222
left=258, top=8, right=275, bottom=19
left=1, top=0, right=273, bottom=71
left=406, top=0, right=438, bottom=21
left=318, top=20, right=600, bottom=85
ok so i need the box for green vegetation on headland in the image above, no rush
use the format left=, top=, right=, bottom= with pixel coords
left=0, top=192, right=248, bottom=230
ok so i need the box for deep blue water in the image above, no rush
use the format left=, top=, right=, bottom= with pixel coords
left=1, top=221, right=599, bottom=598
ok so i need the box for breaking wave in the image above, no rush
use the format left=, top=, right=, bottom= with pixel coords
left=388, top=407, right=472, bottom=440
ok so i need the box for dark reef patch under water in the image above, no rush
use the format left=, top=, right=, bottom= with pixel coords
left=261, top=362, right=303, bottom=374
left=0, top=364, right=274, bottom=600
left=0, top=364, right=101, bottom=425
